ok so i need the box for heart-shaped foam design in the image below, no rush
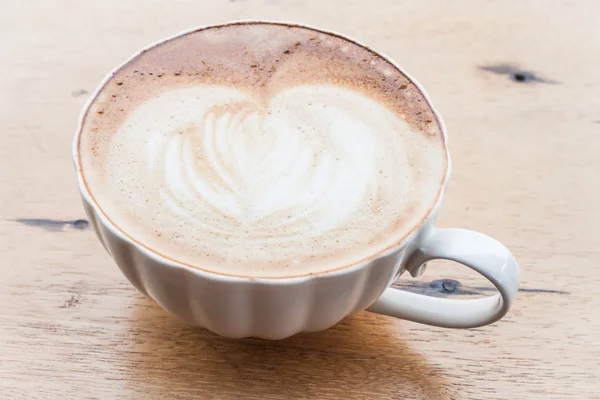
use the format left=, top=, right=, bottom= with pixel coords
left=102, top=84, right=438, bottom=275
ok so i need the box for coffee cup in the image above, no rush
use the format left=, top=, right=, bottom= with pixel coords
left=73, top=21, right=519, bottom=339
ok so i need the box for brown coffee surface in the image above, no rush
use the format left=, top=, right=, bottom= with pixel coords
left=77, top=22, right=448, bottom=278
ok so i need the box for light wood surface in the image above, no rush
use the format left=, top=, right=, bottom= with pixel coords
left=1, top=1, right=599, bottom=399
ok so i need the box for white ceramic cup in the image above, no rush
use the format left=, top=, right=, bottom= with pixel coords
left=73, top=21, right=520, bottom=340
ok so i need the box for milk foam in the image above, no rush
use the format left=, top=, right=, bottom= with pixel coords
left=78, top=22, right=447, bottom=277
left=109, top=84, right=410, bottom=239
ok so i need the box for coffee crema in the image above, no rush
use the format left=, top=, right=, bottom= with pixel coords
left=77, top=22, right=448, bottom=278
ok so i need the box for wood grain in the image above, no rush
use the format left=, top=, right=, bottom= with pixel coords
left=1, top=0, right=599, bottom=399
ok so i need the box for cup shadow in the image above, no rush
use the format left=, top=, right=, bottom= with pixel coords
left=122, top=296, right=457, bottom=399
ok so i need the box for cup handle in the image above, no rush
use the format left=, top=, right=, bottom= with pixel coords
left=367, top=228, right=520, bottom=328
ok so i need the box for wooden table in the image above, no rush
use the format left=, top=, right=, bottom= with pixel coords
left=2, top=1, right=599, bottom=398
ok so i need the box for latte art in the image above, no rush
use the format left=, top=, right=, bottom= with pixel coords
left=109, top=85, right=411, bottom=254
left=78, top=22, right=447, bottom=277
left=160, top=87, right=386, bottom=236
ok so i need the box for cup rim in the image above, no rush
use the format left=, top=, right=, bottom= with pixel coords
left=73, top=19, right=452, bottom=283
